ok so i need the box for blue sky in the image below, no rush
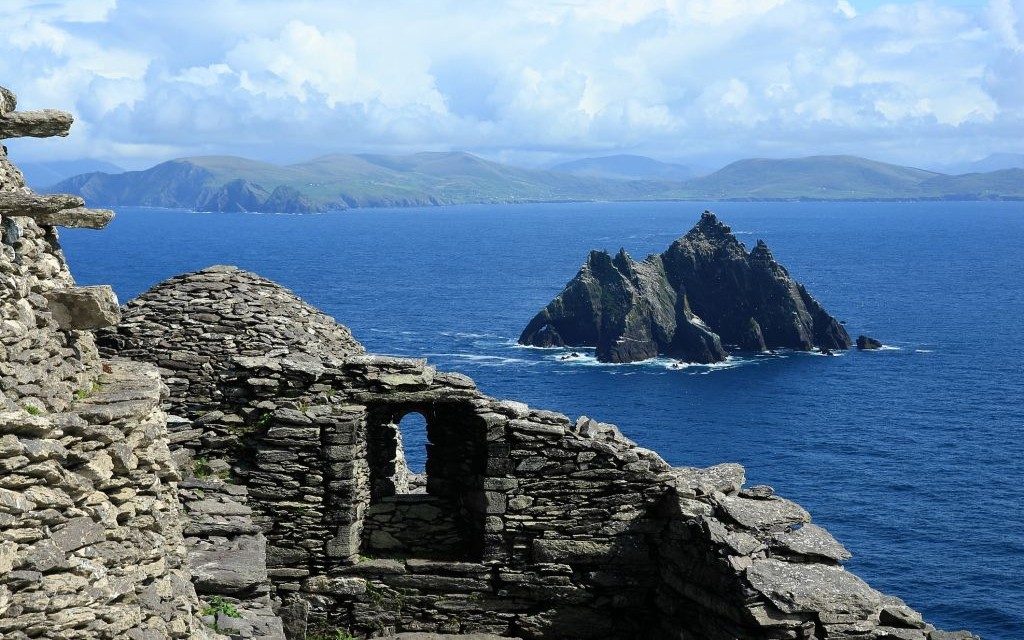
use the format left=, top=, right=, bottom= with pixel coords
left=1, top=0, right=1021, bottom=170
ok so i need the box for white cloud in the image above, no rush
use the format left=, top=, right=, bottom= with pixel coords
left=0, top=0, right=1019, bottom=169
left=1, top=0, right=116, bottom=24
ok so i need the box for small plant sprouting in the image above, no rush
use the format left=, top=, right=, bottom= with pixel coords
left=74, top=380, right=102, bottom=400
left=201, top=595, right=241, bottom=631
left=254, top=411, right=273, bottom=429
left=23, top=404, right=42, bottom=416
left=193, top=456, right=212, bottom=479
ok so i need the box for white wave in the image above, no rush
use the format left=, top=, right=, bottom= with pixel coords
left=915, top=349, right=934, bottom=353
left=800, top=349, right=847, bottom=357
left=423, top=352, right=540, bottom=367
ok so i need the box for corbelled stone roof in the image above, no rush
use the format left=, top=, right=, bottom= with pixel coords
left=98, top=265, right=365, bottom=412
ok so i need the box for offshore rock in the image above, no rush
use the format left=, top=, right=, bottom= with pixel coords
left=857, top=335, right=884, bottom=350
left=519, top=211, right=852, bottom=363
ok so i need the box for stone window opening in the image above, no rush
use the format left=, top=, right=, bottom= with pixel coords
left=361, top=404, right=488, bottom=560
left=396, top=412, right=427, bottom=492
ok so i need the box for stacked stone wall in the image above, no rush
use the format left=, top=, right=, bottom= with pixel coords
left=0, top=362, right=212, bottom=639
left=0, top=87, right=217, bottom=639
left=1, top=151, right=96, bottom=413
left=99, top=264, right=979, bottom=640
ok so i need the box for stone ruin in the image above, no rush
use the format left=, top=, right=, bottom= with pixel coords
left=0, top=86, right=980, bottom=640
left=0, top=87, right=215, bottom=638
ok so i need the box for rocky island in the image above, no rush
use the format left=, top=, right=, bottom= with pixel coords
left=0, top=87, right=978, bottom=639
left=519, top=211, right=851, bottom=363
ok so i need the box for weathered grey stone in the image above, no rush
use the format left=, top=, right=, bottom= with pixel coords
left=719, top=494, right=811, bottom=531
left=189, top=534, right=268, bottom=594
left=879, top=596, right=927, bottom=629
left=747, top=558, right=883, bottom=618
left=0, top=192, right=84, bottom=216
left=0, top=86, right=15, bottom=114
left=532, top=539, right=627, bottom=565
left=0, top=108, right=73, bottom=138
left=770, top=523, right=852, bottom=563
left=33, top=206, right=115, bottom=229
left=43, top=285, right=120, bottom=330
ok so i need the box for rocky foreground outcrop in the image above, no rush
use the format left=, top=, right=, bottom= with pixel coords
left=519, top=211, right=851, bottom=363
left=1, top=87, right=215, bottom=639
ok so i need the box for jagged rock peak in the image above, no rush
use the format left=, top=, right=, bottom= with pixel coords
left=519, top=210, right=852, bottom=363
left=691, top=209, right=732, bottom=236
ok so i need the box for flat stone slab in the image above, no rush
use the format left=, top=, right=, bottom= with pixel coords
left=746, top=557, right=883, bottom=619
left=770, top=523, right=852, bottom=563
left=718, top=494, right=810, bottom=532
left=672, top=463, right=746, bottom=496
left=0, top=192, right=84, bottom=215
left=43, top=285, right=120, bottom=330
left=0, top=109, right=73, bottom=138
left=33, top=207, right=115, bottom=229
left=189, top=533, right=268, bottom=595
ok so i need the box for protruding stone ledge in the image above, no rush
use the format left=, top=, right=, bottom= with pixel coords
left=0, top=192, right=85, bottom=216
left=33, top=206, right=115, bottom=229
left=0, top=109, right=73, bottom=139
left=43, top=285, right=121, bottom=330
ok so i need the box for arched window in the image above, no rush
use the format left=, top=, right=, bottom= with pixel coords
left=360, top=403, right=488, bottom=561
left=398, top=412, right=427, bottom=475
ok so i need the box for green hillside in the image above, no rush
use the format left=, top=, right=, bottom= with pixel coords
left=48, top=152, right=1023, bottom=212
left=673, top=155, right=942, bottom=200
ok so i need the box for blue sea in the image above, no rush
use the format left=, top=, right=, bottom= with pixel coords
left=61, top=201, right=1023, bottom=639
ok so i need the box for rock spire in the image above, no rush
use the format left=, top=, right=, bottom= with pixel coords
left=519, top=210, right=852, bottom=363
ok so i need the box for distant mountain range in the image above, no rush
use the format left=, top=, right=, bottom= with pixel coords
left=19, top=159, right=123, bottom=188
left=933, top=153, right=1024, bottom=175
left=550, top=154, right=695, bottom=180
left=46, top=152, right=1024, bottom=213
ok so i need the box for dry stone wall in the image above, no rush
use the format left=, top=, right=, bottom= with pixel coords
left=101, top=265, right=980, bottom=640
left=0, top=87, right=216, bottom=640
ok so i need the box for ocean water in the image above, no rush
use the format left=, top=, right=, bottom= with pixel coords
left=60, top=201, right=1023, bottom=639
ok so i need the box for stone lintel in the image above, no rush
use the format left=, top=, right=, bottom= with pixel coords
left=43, top=286, right=121, bottom=331
left=0, top=109, right=73, bottom=139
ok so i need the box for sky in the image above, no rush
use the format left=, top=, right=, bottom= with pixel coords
left=1, top=0, right=1021, bottom=171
